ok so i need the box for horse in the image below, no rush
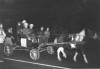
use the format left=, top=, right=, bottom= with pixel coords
left=54, top=29, right=90, bottom=64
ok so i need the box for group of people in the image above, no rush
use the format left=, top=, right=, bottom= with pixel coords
left=0, top=20, right=93, bottom=63
left=17, top=20, right=50, bottom=45
left=0, top=20, right=51, bottom=62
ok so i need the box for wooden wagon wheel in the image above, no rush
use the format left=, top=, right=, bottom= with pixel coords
left=30, top=48, right=40, bottom=60
left=4, top=43, right=13, bottom=56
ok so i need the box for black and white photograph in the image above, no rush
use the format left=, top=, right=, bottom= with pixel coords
left=0, top=0, right=100, bottom=69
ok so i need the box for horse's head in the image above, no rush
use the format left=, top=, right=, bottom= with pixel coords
left=69, top=29, right=86, bottom=42
left=87, top=29, right=98, bottom=39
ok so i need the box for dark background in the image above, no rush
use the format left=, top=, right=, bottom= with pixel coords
left=0, top=1, right=100, bottom=68
left=0, top=0, right=99, bottom=33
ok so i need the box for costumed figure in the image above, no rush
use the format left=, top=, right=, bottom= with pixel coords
left=0, top=23, right=6, bottom=62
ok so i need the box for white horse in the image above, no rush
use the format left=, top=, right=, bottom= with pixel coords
left=55, top=29, right=89, bottom=64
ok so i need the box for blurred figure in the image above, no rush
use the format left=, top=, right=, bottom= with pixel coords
left=44, top=28, right=50, bottom=38
left=18, top=22, right=21, bottom=26
left=22, top=20, right=27, bottom=24
left=20, top=22, right=31, bottom=46
left=38, top=27, right=45, bottom=44
left=7, top=28, right=13, bottom=38
left=22, top=20, right=27, bottom=27
left=22, top=23, right=31, bottom=40
left=29, top=24, right=34, bottom=34
left=17, top=22, right=22, bottom=34
left=28, top=24, right=37, bottom=43
left=21, top=20, right=27, bottom=29
left=0, top=23, right=6, bottom=62
left=5, top=28, right=15, bottom=45
left=38, top=27, right=44, bottom=35
left=44, top=28, right=50, bottom=43
left=17, top=22, right=23, bottom=43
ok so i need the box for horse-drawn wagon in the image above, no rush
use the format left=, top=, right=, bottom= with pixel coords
left=4, top=27, right=91, bottom=64
left=4, top=30, right=55, bottom=60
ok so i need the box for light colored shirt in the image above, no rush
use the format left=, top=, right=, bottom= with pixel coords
left=22, top=28, right=31, bottom=35
left=0, top=29, right=6, bottom=43
left=44, top=31, right=50, bottom=38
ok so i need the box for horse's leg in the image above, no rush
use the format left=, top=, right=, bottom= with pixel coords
left=79, top=45, right=88, bottom=64
left=70, top=43, right=78, bottom=62
left=57, top=47, right=66, bottom=61
left=82, top=52, right=88, bottom=64
left=57, top=47, right=62, bottom=61
left=60, top=47, right=67, bottom=58
left=73, top=51, right=78, bottom=62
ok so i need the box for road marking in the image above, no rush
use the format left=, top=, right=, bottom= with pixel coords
left=4, top=58, right=71, bottom=69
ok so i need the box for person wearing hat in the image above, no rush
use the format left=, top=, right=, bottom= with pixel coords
left=22, top=20, right=27, bottom=24
left=21, top=20, right=27, bottom=28
left=29, top=24, right=37, bottom=43
left=22, top=22, right=32, bottom=46
left=23, top=23, right=30, bottom=35
left=22, top=23, right=31, bottom=39
left=28, top=24, right=37, bottom=43
left=0, top=23, right=6, bottom=62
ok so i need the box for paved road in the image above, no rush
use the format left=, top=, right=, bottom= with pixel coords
left=0, top=50, right=99, bottom=69
left=0, top=40, right=100, bottom=69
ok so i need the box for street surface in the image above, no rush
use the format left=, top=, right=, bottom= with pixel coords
left=0, top=39, right=100, bottom=69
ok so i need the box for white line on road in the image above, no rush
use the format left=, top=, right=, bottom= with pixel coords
left=4, top=58, right=71, bottom=69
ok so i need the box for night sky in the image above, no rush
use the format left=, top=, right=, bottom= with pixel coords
left=0, top=0, right=99, bottom=33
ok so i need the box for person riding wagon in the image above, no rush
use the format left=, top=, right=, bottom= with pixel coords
left=17, top=22, right=23, bottom=44
left=29, top=24, right=37, bottom=43
left=5, top=28, right=15, bottom=45
left=37, top=27, right=45, bottom=45
left=44, top=28, right=50, bottom=43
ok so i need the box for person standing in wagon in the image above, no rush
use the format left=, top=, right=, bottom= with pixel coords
left=17, top=22, right=23, bottom=44
left=29, top=24, right=37, bottom=43
left=29, top=24, right=34, bottom=34
left=44, top=28, right=50, bottom=43
left=0, top=23, right=6, bottom=62
left=38, top=27, right=45, bottom=44
left=22, top=22, right=31, bottom=46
